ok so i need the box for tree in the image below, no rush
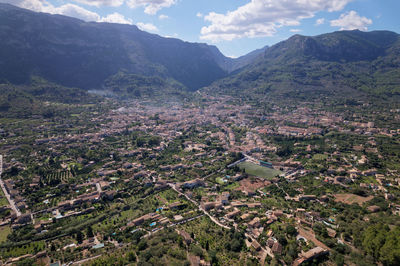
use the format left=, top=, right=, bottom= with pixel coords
left=127, top=251, right=136, bottom=262
left=379, top=227, right=400, bottom=266
left=137, top=240, right=147, bottom=251
left=286, top=225, right=297, bottom=236
left=87, top=226, right=94, bottom=238
left=76, top=231, right=84, bottom=244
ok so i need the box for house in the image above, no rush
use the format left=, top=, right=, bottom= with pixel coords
left=293, top=247, right=329, bottom=266
left=242, top=190, right=256, bottom=197
left=168, top=202, right=186, bottom=210
left=298, top=195, right=316, bottom=201
left=248, top=217, right=261, bottom=228
left=201, top=202, right=215, bottom=211
left=226, top=209, right=240, bottom=219
left=251, top=240, right=261, bottom=251
left=133, top=171, right=148, bottom=179
left=362, top=169, right=377, bottom=176
left=182, top=179, right=205, bottom=189
left=220, top=192, right=230, bottom=205
left=327, top=228, right=337, bottom=238
left=267, top=238, right=275, bottom=248
left=273, top=210, right=284, bottom=217
left=16, top=213, right=32, bottom=225
left=176, top=229, right=193, bottom=245
left=367, top=205, right=380, bottom=213
left=272, top=242, right=283, bottom=255
left=101, top=190, right=116, bottom=201
left=155, top=180, right=169, bottom=190
left=247, top=202, right=262, bottom=208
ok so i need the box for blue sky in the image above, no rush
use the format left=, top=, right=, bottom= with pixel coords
left=2, top=0, right=400, bottom=57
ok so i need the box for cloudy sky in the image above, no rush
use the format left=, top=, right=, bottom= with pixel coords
left=1, top=0, right=399, bottom=57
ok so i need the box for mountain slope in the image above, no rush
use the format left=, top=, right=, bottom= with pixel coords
left=0, top=3, right=230, bottom=91
left=208, top=30, right=400, bottom=100
left=210, top=45, right=269, bottom=73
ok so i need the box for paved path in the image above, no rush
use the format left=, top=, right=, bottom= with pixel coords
left=0, top=157, right=21, bottom=217
left=96, top=183, right=102, bottom=193
left=70, top=254, right=102, bottom=265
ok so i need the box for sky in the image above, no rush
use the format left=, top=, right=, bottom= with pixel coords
left=1, top=0, right=399, bottom=57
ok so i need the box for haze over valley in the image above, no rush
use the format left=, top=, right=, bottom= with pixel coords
left=0, top=2, right=400, bottom=266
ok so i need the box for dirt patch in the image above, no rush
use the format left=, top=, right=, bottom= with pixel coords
left=236, top=177, right=271, bottom=193
left=298, top=227, right=330, bottom=250
left=334, top=193, right=373, bottom=206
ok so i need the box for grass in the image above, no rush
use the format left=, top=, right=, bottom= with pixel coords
left=216, top=177, right=226, bottom=185
left=0, top=189, right=8, bottom=207
left=225, top=182, right=239, bottom=190
left=312, top=154, right=328, bottom=161
left=238, top=161, right=282, bottom=179
left=0, top=226, right=11, bottom=243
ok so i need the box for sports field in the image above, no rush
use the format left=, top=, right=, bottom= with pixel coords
left=237, top=161, right=282, bottom=179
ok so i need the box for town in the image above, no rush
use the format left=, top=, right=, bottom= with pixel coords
left=0, top=93, right=399, bottom=266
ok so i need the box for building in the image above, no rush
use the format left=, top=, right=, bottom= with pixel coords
left=272, top=242, right=283, bottom=255
left=293, top=247, right=329, bottom=266
left=182, top=179, right=205, bottom=189
left=226, top=209, right=240, bottom=219
left=251, top=240, right=261, bottom=251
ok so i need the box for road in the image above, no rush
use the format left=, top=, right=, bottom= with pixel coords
left=69, top=254, right=102, bottom=265
left=0, top=156, right=21, bottom=217
left=95, top=182, right=102, bottom=193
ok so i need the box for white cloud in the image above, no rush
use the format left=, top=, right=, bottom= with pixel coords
left=158, top=14, right=168, bottom=19
left=1, top=0, right=134, bottom=24
left=137, top=22, right=158, bottom=32
left=100, top=12, right=133, bottom=24
left=55, top=3, right=101, bottom=21
left=315, top=18, right=325, bottom=25
left=71, top=0, right=124, bottom=7
left=196, top=12, right=203, bottom=18
left=290, top=29, right=302, bottom=33
left=330, top=10, right=372, bottom=31
left=126, top=0, right=176, bottom=15
left=164, top=33, right=178, bottom=38
left=200, top=0, right=353, bottom=42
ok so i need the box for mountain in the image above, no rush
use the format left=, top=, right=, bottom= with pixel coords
left=0, top=3, right=234, bottom=92
left=209, top=30, right=400, bottom=100
left=210, top=45, right=269, bottom=73
left=0, top=77, right=101, bottom=118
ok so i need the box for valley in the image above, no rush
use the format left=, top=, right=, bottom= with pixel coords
left=0, top=2, right=400, bottom=266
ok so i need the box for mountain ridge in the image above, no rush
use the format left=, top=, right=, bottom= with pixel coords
left=0, top=3, right=243, bottom=91
left=207, top=29, right=400, bottom=100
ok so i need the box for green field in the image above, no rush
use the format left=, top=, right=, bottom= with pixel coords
left=216, top=177, right=226, bottom=185
left=0, top=189, right=8, bottom=207
left=312, top=154, right=328, bottom=161
left=237, top=161, right=282, bottom=179
left=0, top=226, right=11, bottom=243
